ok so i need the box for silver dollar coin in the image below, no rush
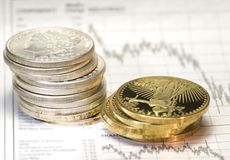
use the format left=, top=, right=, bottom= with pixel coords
left=17, top=80, right=106, bottom=108
left=6, top=27, right=94, bottom=67
left=4, top=51, right=90, bottom=75
left=17, top=55, right=106, bottom=91
left=15, top=55, right=98, bottom=81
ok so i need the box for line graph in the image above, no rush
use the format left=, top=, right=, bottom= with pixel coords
left=88, top=25, right=230, bottom=113
left=102, top=141, right=224, bottom=160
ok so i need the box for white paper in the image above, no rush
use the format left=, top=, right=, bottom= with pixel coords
left=1, top=0, right=230, bottom=159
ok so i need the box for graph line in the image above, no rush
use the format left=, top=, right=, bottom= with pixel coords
left=89, top=25, right=230, bottom=113
left=102, top=140, right=224, bottom=160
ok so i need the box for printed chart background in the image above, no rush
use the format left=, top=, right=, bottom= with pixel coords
left=0, top=0, right=230, bottom=159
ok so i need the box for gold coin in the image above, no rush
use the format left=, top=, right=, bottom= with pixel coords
left=109, top=94, right=200, bottom=135
left=102, top=99, right=201, bottom=142
left=116, top=76, right=210, bottom=124
left=126, top=118, right=201, bottom=142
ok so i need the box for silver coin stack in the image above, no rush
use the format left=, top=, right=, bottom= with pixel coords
left=4, top=27, right=106, bottom=124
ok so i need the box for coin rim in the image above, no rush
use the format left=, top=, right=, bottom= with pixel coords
left=17, top=81, right=107, bottom=108
left=51, top=113, right=101, bottom=125
left=109, top=93, right=201, bottom=135
left=19, top=101, right=103, bottom=122
left=4, top=50, right=91, bottom=75
left=19, top=95, right=106, bottom=115
left=10, top=55, right=98, bottom=81
left=102, top=99, right=201, bottom=142
left=16, top=55, right=106, bottom=88
left=14, top=80, right=104, bottom=103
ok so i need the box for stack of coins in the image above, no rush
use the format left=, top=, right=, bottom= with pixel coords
left=4, top=27, right=106, bottom=124
left=102, top=76, right=210, bottom=142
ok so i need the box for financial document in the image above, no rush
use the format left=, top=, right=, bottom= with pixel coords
left=1, top=0, right=230, bottom=159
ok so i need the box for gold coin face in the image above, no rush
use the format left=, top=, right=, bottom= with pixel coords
left=116, top=76, right=210, bottom=123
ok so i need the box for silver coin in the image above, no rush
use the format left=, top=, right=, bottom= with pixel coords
left=14, top=74, right=104, bottom=95
left=4, top=51, right=91, bottom=75
left=19, top=101, right=102, bottom=123
left=11, top=55, right=98, bottom=81
left=19, top=95, right=106, bottom=115
left=14, top=80, right=105, bottom=103
left=17, top=81, right=107, bottom=108
left=49, top=113, right=101, bottom=125
left=5, top=27, right=94, bottom=68
left=18, top=55, right=105, bottom=90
